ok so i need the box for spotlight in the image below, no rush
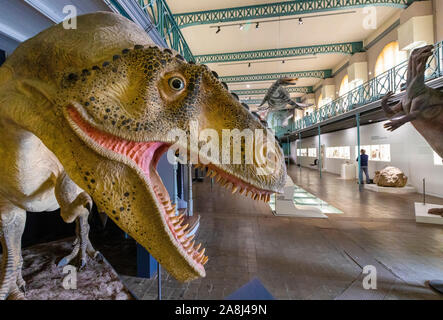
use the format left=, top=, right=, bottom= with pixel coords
left=239, top=24, right=244, bottom=30
left=256, top=22, right=259, bottom=29
left=282, top=60, right=285, bottom=64
left=216, top=26, right=221, bottom=34
left=248, top=63, right=251, bottom=68
left=298, top=18, right=303, bottom=25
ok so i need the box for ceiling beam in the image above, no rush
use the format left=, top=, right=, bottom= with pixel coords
left=233, top=86, right=313, bottom=96
left=220, top=70, right=331, bottom=83
left=173, top=0, right=410, bottom=28
left=195, top=42, right=363, bottom=64
left=23, top=0, right=63, bottom=23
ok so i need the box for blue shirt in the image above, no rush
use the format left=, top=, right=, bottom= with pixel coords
left=357, top=154, right=369, bottom=167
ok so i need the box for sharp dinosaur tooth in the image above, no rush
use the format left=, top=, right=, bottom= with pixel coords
left=169, top=211, right=177, bottom=218
left=170, top=216, right=179, bottom=223
left=216, top=176, right=222, bottom=183
left=178, top=230, right=189, bottom=240
left=205, top=170, right=212, bottom=177
left=184, top=239, right=193, bottom=249
left=202, top=256, right=209, bottom=265
left=187, top=241, right=195, bottom=254
left=254, top=193, right=259, bottom=200
left=183, top=235, right=195, bottom=247
left=176, top=224, right=189, bottom=234
left=195, top=248, right=206, bottom=261
left=232, top=185, right=238, bottom=194
left=240, top=188, right=245, bottom=195
left=260, top=194, right=265, bottom=201
left=194, top=243, right=202, bottom=252
left=173, top=219, right=184, bottom=227
left=177, top=213, right=185, bottom=220
left=210, top=171, right=217, bottom=178
left=167, top=204, right=176, bottom=214
left=196, top=255, right=204, bottom=264
left=266, top=194, right=271, bottom=202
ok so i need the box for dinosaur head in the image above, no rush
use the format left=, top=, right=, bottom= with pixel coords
left=60, top=45, right=286, bottom=281
left=278, top=77, right=299, bottom=86
left=410, top=44, right=434, bottom=73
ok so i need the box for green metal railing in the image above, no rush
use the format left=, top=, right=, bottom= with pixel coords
left=136, top=0, right=195, bottom=62
left=275, top=41, right=443, bottom=137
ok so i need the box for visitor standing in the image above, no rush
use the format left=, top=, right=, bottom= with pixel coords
left=356, top=149, right=370, bottom=184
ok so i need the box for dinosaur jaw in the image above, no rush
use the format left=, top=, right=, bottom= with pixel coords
left=65, top=106, right=207, bottom=279
left=64, top=105, right=279, bottom=281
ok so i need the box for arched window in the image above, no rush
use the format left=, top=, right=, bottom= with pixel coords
left=339, top=75, right=349, bottom=96
left=374, top=41, right=407, bottom=76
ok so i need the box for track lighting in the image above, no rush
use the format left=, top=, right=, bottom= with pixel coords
left=210, top=11, right=355, bottom=32
left=216, top=26, right=221, bottom=34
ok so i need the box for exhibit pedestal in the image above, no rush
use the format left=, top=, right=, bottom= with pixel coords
left=415, top=202, right=443, bottom=225
left=364, top=184, right=417, bottom=194
left=10, top=238, right=135, bottom=300
left=339, top=163, right=356, bottom=180
left=273, top=175, right=328, bottom=218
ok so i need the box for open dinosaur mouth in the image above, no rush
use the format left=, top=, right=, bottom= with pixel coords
left=66, top=106, right=273, bottom=277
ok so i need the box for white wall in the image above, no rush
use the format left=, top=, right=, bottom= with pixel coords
left=293, top=121, right=443, bottom=198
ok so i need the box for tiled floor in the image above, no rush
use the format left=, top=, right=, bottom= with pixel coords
left=121, top=167, right=443, bottom=300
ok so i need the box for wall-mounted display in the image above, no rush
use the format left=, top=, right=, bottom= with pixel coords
left=308, top=148, right=317, bottom=157
left=326, top=146, right=350, bottom=159
left=355, top=144, right=390, bottom=162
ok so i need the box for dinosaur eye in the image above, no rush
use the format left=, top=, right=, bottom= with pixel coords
left=168, top=77, right=185, bottom=91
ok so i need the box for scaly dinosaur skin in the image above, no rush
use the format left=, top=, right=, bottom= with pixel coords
left=381, top=45, right=443, bottom=159
left=0, top=12, right=286, bottom=299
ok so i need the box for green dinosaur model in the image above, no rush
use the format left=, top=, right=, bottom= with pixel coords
left=0, top=12, right=286, bottom=300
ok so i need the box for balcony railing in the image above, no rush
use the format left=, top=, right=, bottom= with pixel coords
left=275, top=41, right=443, bottom=137
left=137, top=0, right=195, bottom=62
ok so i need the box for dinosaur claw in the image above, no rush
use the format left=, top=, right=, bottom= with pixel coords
left=78, top=259, right=87, bottom=270
left=94, top=251, right=104, bottom=263
left=57, top=257, right=69, bottom=268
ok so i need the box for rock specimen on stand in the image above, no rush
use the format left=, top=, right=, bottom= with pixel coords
left=373, top=167, right=408, bottom=187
